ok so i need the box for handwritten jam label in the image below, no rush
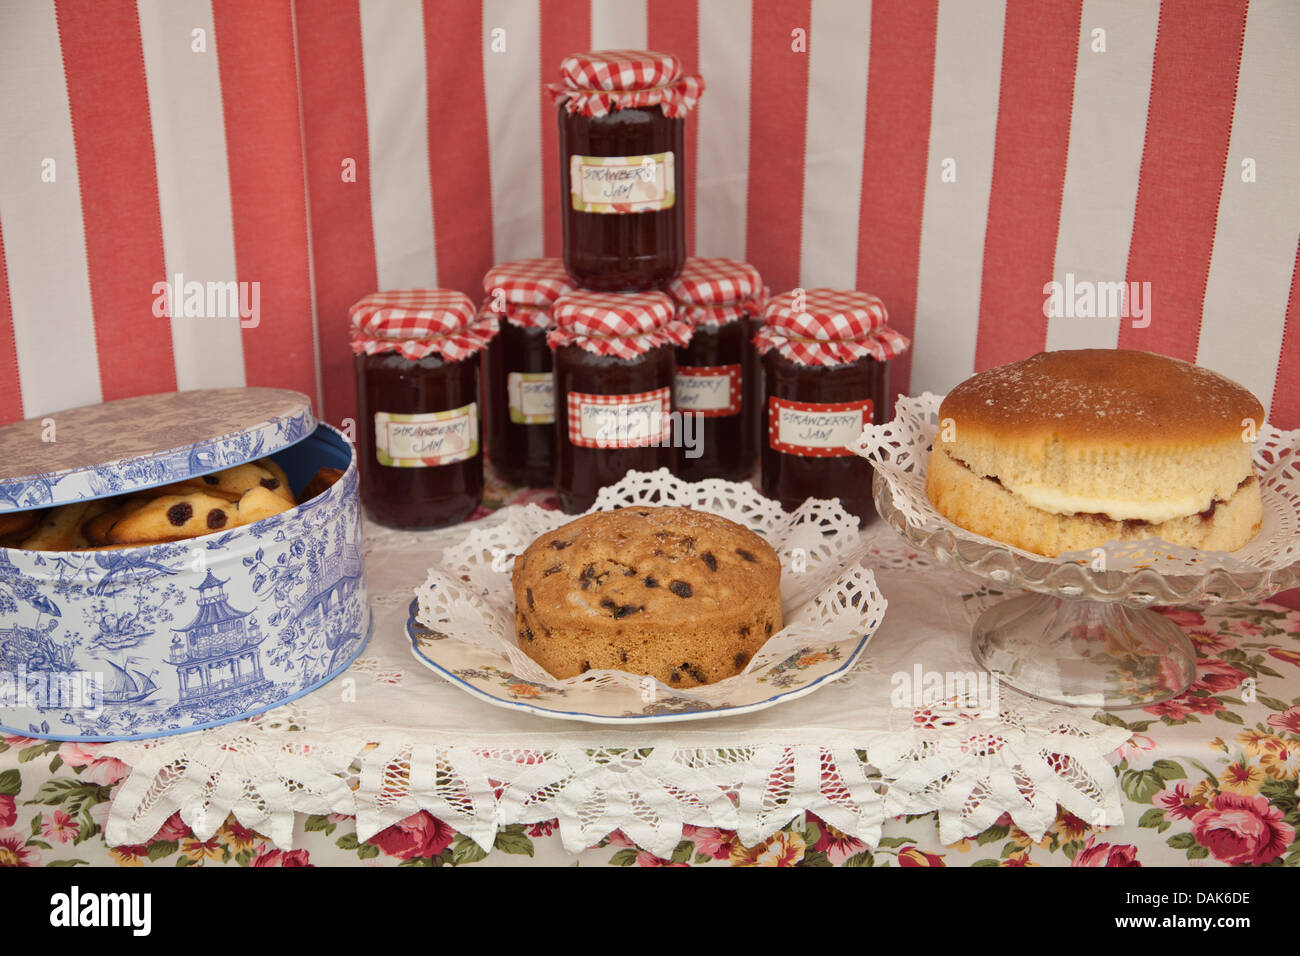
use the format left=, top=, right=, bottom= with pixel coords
left=675, top=364, right=742, bottom=417
left=570, top=152, right=676, bottom=213
left=568, top=388, right=672, bottom=449
left=507, top=372, right=554, bottom=424
left=375, top=405, right=478, bottom=467
left=768, top=397, right=873, bottom=458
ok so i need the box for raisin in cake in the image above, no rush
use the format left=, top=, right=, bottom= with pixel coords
left=511, top=506, right=782, bottom=687
left=925, top=349, right=1264, bottom=557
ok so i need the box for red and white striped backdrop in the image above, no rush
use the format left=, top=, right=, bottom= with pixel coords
left=1, top=0, right=1297, bottom=435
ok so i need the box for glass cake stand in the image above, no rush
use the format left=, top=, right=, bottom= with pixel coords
left=873, top=471, right=1300, bottom=710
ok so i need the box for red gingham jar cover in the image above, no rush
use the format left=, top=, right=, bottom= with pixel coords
left=548, top=49, right=705, bottom=118
left=349, top=289, right=497, bottom=362
left=481, top=258, right=575, bottom=329
left=754, top=288, right=911, bottom=366
left=663, top=257, right=769, bottom=326
left=547, top=289, right=692, bottom=359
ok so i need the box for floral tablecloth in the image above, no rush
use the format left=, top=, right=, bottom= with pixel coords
left=2, top=474, right=1298, bottom=868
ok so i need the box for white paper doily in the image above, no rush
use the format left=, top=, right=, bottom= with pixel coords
left=411, top=469, right=887, bottom=722
left=854, top=393, right=1300, bottom=595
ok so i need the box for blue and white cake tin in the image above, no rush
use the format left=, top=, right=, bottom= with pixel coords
left=0, top=388, right=370, bottom=741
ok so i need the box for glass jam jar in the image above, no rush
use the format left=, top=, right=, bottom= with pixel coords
left=745, top=312, right=766, bottom=475
left=480, top=259, right=574, bottom=487
left=548, top=290, right=691, bottom=513
left=549, top=50, right=704, bottom=291
left=755, top=289, right=911, bottom=526
left=662, top=258, right=766, bottom=482
left=350, top=289, right=497, bottom=529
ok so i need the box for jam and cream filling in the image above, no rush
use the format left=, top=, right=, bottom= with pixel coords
left=945, top=450, right=1252, bottom=524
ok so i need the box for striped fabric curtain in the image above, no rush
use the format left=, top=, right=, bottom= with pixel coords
left=0, top=0, right=1296, bottom=435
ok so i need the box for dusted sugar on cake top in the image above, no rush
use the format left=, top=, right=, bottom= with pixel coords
left=925, top=349, right=1265, bottom=557
left=510, top=506, right=783, bottom=687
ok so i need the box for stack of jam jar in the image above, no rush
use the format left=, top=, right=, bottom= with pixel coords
left=544, top=49, right=708, bottom=512
left=352, top=49, right=911, bottom=529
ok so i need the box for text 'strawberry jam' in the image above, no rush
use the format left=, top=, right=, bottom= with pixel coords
left=480, top=258, right=575, bottom=487
left=549, top=50, right=704, bottom=291
left=350, top=289, right=498, bottom=529
left=754, top=289, right=911, bottom=525
left=662, top=258, right=767, bottom=482
left=548, top=289, right=692, bottom=513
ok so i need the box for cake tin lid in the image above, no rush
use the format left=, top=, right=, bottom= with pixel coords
left=0, top=387, right=317, bottom=514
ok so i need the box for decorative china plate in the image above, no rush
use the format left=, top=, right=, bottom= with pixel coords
left=406, top=599, right=874, bottom=724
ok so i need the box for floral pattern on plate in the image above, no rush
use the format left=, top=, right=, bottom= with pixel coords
left=405, top=599, right=872, bottom=724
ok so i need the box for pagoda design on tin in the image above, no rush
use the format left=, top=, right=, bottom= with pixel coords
left=294, top=541, right=363, bottom=621
left=294, top=540, right=365, bottom=674
left=168, top=571, right=271, bottom=712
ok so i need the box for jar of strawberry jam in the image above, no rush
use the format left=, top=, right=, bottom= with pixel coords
left=755, top=289, right=911, bottom=526
left=481, top=259, right=575, bottom=487
left=548, top=290, right=692, bottom=513
left=350, top=289, right=498, bottom=529
left=663, top=258, right=767, bottom=482
left=549, top=50, right=704, bottom=291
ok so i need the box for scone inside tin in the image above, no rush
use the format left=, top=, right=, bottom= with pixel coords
left=511, top=506, right=783, bottom=687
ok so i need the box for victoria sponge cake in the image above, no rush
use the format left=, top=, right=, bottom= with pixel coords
left=925, top=349, right=1264, bottom=557
left=511, top=506, right=782, bottom=687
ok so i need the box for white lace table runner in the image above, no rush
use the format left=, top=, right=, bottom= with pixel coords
left=102, top=519, right=1132, bottom=856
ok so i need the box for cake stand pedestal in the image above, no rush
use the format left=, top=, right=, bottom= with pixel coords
left=967, top=591, right=1195, bottom=710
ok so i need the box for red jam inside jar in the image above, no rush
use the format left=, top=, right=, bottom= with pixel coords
left=480, top=259, right=574, bottom=488
left=550, top=50, right=703, bottom=291
left=755, top=289, right=910, bottom=526
left=350, top=289, right=495, bottom=530
left=559, top=107, right=684, bottom=291
left=744, top=311, right=766, bottom=472
left=553, top=344, right=676, bottom=513
left=762, top=351, right=888, bottom=524
left=673, top=320, right=753, bottom=481
left=356, top=353, right=482, bottom=528
left=664, top=258, right=765, bottom=482
left=484, top=323, right=555, bottom=487
left=549, top=289, right=689, bottom=513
